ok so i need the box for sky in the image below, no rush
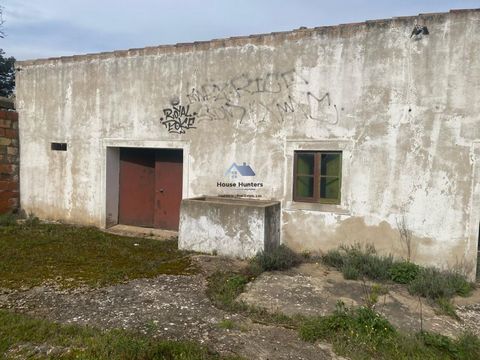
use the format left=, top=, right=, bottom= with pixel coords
left=1, top=0, right=480, bottom=61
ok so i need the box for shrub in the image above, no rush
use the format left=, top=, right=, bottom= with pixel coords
left=341, top=263, right=360, bottom=280
left=408, top=267, right=474, bottom=300
left=323, top=244, right=394, bottom=281
left=250, top=245, right=303, bottom=273
left=389, top=261, right=420, bottom=284
left=321, top=249, right=344, bottom=268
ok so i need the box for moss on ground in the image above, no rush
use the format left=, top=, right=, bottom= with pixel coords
left=0, top=223, right=197, bottom=289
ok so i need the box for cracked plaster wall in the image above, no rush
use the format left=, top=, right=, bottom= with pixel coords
left=15, top=10, right=480, bottom=278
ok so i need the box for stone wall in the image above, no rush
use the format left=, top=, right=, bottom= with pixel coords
left=0, top=98, right=19, bottom=214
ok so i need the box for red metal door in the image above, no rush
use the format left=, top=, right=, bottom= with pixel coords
left=154, top=149, right=183, bottom=230
left=118, top=148, right=155, bottom=227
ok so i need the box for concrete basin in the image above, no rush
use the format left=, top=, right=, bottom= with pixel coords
left=178, top=196, right=281, bottom=258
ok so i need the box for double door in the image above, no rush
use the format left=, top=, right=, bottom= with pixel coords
left=118, top=148, right=183, bottom=230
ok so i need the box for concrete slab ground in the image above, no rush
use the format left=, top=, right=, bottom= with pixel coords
left=104, top=224, right=177, bottom=240
left=239, top=263, right=480, bottom=338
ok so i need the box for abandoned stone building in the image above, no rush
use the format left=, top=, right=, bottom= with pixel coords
left=15, top=9, right=480, bottom=279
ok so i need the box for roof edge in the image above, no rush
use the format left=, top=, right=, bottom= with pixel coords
left=16, top=8, right=480, bottom=67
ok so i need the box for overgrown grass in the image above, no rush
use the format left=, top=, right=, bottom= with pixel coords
left=0, top=309, right=240, bottom=359
left=299, top=302, right=480, bottom=360
left=322, top=244, right=474, bottom=303
left=0, top=223, right=197, bottom=289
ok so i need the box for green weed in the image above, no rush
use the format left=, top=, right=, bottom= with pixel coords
left=389, top=261, right=420, bottom=284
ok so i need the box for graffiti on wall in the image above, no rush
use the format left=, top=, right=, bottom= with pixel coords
left=160, top=69, right=339, bottom=132
left=186, top=69, right=338, bottom=125
left=160, top=101, right=197, bottom=134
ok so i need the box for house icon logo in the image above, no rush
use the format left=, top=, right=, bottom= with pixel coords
left=225, top=162, right=256, bottom=180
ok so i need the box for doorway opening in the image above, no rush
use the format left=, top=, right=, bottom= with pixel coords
left=118, top=148, right=183, bottom=231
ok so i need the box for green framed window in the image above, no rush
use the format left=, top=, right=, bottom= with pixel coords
left=293, top=151, right=342, bottom=204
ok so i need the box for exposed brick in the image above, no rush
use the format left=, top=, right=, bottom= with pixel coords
left=5, top=129, right=17, bottom=139
left=0, top=111, right=17, bottom=121
left=0, top=196, right=17, bottom=213
left=0, top=190, right=18, bottom=201
left=0, top=164, right=16, bottom=175
left=0, top=128, right=5, bottom=137
left=7, top=147, right=18, bottom=156
left=8, top=197, right=18, bottom=206
left=7, top=112, right=18, bottom=121
left=0, top=138, right=11, bottom=146
left=5, top=130, right=14, bottom=138
left=10, top=139, right=18, bottom=147
left=11, top=120, right=18, bottom=129
left=0, top=201, right=13, bottom=213
left=0, top=119, right=11, bottom=128
left=0, top=180, right=18, bottom=191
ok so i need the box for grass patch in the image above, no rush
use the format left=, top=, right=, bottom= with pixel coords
left=0, top=212, right=17, bottom=227
left=217, top=319, right=236, bottom=330
left=0, top=223, right=197, bottom=289
left=0, top=309, right=240, bottom=359
left=435, top=298, right=460, bottom=320
left=299, top=302, right=480, bottom=360
left=206, top=271, right=250, bottom=310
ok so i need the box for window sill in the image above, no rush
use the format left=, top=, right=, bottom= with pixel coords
left=285, top=201, right=350, bottom=215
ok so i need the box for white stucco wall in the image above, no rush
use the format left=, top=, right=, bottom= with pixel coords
left=16, top=9, right=480, bottom=278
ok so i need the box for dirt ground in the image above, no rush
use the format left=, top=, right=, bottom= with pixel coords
left=1, top=255, right=479, bottom=360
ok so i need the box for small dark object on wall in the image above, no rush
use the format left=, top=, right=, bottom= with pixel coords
left=51, top=142, right=67, bottom=151
left=410, top=25, right=429, bottom=38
